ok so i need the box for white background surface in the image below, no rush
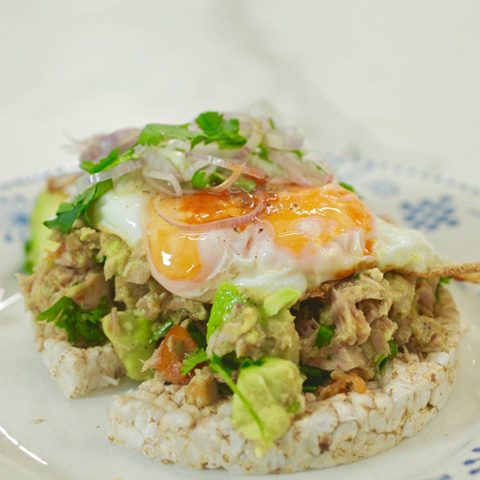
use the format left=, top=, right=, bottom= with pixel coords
left=1, top=0, right=480, bottom=185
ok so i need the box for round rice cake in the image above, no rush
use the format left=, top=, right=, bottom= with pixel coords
left=107, top=287, right=460, bottom=475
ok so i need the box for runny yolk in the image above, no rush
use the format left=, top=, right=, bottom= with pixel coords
left=145, top=190, right=260, bottom=281
left=146, top=200, right=204, bottom=281
left=263, top=184, right=374, bottom=257
left=145, top=184, right=374, bottom=281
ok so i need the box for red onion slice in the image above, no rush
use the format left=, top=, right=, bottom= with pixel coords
left=143, top=169, right=183, bottom=197
left=185, top=152, right=266, bottom=179
left=269, top=151, right=330, bottom=186
left=232, top=119, right=264, bottom=160
left=153, top=192, right=265, bottom=232
left=265, top=131, right=304, bottom=150
left=75, top=158, right=146, bottom=193
left=302, top=153, right=337, bottom=176
left=209, top=163, right=244, bottom=192
left=75, top=128, right=140, bottom=163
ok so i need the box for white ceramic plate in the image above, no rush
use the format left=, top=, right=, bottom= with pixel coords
left=1, top=158, right=480, bottom=480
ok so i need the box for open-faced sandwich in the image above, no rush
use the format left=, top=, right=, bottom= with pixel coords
left=18, top=110, right=480, bottom=474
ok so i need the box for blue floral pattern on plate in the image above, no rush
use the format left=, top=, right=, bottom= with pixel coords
left=401, top=195, right=459, bottom=231
left=0, top=194, right=31, bottom=243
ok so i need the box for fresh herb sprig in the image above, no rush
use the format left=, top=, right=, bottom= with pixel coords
left=191, top=168, right=256, bottom=193
left=375, top=340, right=399, bottom=372
left=38, top=296, right=109, bottom=346
left=44, top=179, right=112, bottom=234
left=191, top=112, right=247, bottom=150
left=181, top=348, right=209, bottom=376
left=315, top=324, right=334, bottom=349
left=300, top=364, right=326, bottom=392
left=436, top=276, right=451, bottom=298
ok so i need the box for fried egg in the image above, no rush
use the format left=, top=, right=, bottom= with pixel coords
left=91, top=180, right=438, bottom=302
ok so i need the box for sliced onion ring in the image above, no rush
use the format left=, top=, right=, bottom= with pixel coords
left=233, top=119, right=264, bottom=160
left=269, top=151, right=330, bottom=186
left=209, top=163, right=244, bottom=192
left=143, top=169, right=183, bottom=197
left=153, top=192, right=265, bottom=232
left=185, top=152, right=266, bottom=179
left=75, top=158, right=146, bottom=193
left=265, top=130, right=304, bottom=150
left=302, top=153, right=336, bottom=176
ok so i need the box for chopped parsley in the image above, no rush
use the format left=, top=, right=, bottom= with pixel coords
left=436, top=276, right=451, bottom=298
left=339, top=182, right=356, bottom=193
left=288, top=401, right=300, bottom=413
left=138, top=123, right=198, bottom=146
left=38, top=296, right=108, bottom=346
left=290, top=149, right=304, bottom=159
left=186, top=321, right=207, bottom=349
left=191, top=112, right=247, bottom=150
left=150, top=320, right=174, bottom=344
left=256, top=142, right=272, bottom=162
left=315, top=324, right=335, bottom=349
left=192, top=168, right=256, bottom=193
left=300, top=364, right=325, bottom=392
left=268, top=118, right=275, bottom=130
left=44, top=179, right=112, bottom=234
left=375, top=340, right=399, bottom=372
left=181, top=348, right=209, bottom=376
left=191, top=170, right=210, bottom=189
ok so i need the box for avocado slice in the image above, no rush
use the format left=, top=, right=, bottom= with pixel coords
left=102, top=311, right=156, bottom=381
left=25, top=188, right=69, bottom=273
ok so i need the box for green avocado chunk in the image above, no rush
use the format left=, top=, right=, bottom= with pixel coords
left=207, top=283, right=301, bottom=362
left=232, top=357, right=304, bottom=456
left=102, top=311, right=156, bottom=381
left=25, top=188, right=69, bottom=273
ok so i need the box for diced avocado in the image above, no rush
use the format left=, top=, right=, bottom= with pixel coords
left=102, top=311, right=156, bottom=381
left=207, top=283, right=249, bottom=341
left=263, top=288, right=301, bottom=317
left=25, top=189, right=69, bottom=273
left=207, top=283, right=301, bottom=363
left=232, top=357, right=304, bottom=456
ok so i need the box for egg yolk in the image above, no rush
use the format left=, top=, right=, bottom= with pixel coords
left=264, top=184, right=374, bottom=257
left=145, top=184, right=374, bottom=282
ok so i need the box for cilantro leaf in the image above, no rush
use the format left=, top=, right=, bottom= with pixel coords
left=315, top=324, right=334, bottom=349
left=191, top=170, right=210, bottom=189
left=138, top=123, right=198, bottom=146
left=339, top=182, right=356, bottom=193
left=193, top=112, right=247, bottom=150
left=181, top=347, right=209, bottom=376
left=150, top=320, right=175, bottom=344
left=300, top=364, right=325, bottom=392
left=376, top=340, right=399, bottom=372
left=44, top=179, right=113, bottom=234
left=80, top=148, right=119, bottom=174
left=186, top=321, right=207, bottom=349
left=38, top=296, right=108, bottom=346
left=436, top=276, right=451, bottom=298
left=257, top=142, right=272, bottom=163
left=80, top=147, right=139, bottom=174
left=290, top=149, right=304, bottom=159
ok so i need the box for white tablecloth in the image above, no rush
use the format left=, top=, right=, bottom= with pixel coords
left=1, top=0, right=479, bottom=186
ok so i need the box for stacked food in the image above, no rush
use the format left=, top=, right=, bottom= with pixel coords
left=18, top=111, right=479, bottom=474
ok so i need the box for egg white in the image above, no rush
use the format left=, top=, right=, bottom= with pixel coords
left=91, top=188, right=439, bottom=302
